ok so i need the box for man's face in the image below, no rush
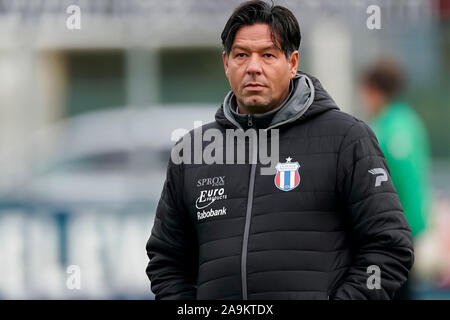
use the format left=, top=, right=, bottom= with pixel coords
left=222, top=24, right=298, bottom=114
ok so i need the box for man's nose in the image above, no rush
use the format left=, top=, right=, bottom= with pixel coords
left=246, top=54, right=262, bottom=75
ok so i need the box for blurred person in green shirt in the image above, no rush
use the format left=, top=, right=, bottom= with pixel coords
left=360, top=59, right=432, bottom=299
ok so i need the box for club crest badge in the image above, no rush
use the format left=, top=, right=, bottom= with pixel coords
left=274, top=157, right=300, bottom=192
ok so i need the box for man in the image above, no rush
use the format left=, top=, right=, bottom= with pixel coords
left=360, top=58, right=431, bottom=299
left=146, top=0, right=414, bottom=300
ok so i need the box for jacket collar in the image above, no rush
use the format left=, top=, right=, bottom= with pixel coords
left=215, top=71, right=339, bottom=130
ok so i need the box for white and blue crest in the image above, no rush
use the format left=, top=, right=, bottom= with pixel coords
left=274, top=157, right=300, bottom=192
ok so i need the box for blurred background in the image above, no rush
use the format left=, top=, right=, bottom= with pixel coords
left=0, top=0, right=449, bottom=299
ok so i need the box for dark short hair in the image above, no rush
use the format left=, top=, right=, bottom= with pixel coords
left=221, top=0, right=301, bottom=59
left=362, top=58, right=406, bottom=100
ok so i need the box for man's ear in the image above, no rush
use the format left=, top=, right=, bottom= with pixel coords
left=289, top=50, right=299, bottom=78
left=222, top=51, right=229, bottom=77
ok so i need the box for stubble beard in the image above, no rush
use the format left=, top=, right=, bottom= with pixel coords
left=237, top=94, right=275, bottom=114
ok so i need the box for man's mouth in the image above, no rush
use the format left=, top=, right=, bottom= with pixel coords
left=244, top=82, right=266, bottom=91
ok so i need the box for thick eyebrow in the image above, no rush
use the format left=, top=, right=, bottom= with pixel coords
left=231, top=44, right=280, bottom=53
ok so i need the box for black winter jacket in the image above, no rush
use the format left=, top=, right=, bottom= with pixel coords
left=146, top=71, right=414, bottom=300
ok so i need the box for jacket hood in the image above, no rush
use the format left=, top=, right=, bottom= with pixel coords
left=215, top=71, right=340, bottom=129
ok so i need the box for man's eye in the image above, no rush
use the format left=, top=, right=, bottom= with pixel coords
left=264, top=53, right=274, bottom=58
left=235, top=53, right=246, bottom=58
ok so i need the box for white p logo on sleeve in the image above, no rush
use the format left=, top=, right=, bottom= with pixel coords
left=368, top=168, right=388, bottom=187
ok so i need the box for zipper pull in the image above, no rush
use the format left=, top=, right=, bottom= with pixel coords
left=247, top=114, right=253, bottom=127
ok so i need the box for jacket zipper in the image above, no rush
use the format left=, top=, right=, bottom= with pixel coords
left=241, top=116, right=257, bottom=300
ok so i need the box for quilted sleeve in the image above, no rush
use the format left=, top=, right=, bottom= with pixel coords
left=332, top=120, right=414, bottom=300
left=145, top=155, right=198, bottom=300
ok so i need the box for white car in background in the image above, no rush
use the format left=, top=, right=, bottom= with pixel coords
left=0, top=104, right=216, bottom=206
